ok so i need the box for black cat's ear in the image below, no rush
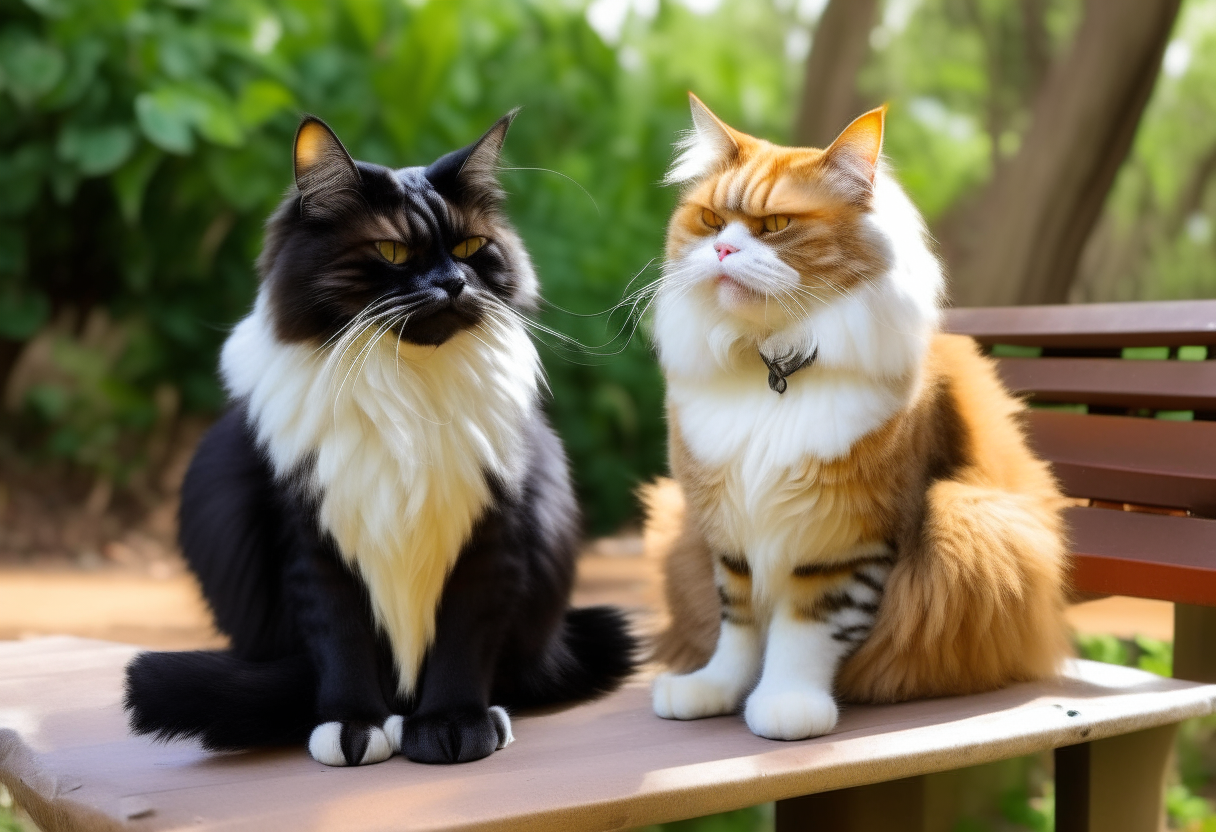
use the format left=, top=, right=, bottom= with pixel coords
left=294, top=116, right=361, bottom=218
left=425, top=109, right=518, bottom=207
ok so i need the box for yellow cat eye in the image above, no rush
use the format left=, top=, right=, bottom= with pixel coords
left=762, top=215, right=791, bottom=233
left=375, top=240, right=411, bottom=265
left=702, top=209, right=725, bottom=229
left=452, top=236, right=487, bottom=258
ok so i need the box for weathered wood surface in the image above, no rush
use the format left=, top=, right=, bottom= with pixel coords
left=944, top=299, right=1216, bottom=347
left=1025, top=411, right=1216, bottom=518
left=1, top=638, right=1213, bottom=832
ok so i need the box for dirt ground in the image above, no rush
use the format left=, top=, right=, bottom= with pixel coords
left=0, top=531, right=665, bottom=650
left=0, top=541, right=1170, bottom=651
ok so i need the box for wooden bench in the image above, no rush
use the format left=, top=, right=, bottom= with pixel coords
left=947, top=299, right=1216, bottom=681
left=2, top=299, right=1216, bottom=832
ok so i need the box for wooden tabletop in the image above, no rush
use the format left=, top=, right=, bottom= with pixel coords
left=2, top=637, right=1215, bottom=832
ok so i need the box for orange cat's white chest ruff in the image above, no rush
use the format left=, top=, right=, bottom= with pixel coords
left=668, top=361, right=911, bottom=591
left=669, top=365, right=908, bottom=471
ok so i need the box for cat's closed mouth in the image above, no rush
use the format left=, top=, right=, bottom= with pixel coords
left=715, top=273, right=765, bottom=303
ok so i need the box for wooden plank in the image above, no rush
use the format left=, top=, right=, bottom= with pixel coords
left=1085, top=726, right=1176, bottom=832
left=1024, top=411, right=1216, bottom=516
left=1054, top=744, right=1090, bottom=832
left=945, top=300, right=1216, bottom=347
left=2, top=639, right=1215, bottom=832
left=776, top=777, right=929, bottom=831
left=996, top=357, right=1216, bottom=410
left=1174, top=605, right=1216, bottom=683
left=1067, top=507, right=1216, bottom=605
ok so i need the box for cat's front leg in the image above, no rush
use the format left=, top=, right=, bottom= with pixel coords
left=743, top=607, right=842, bottom=740
left=744, top=558, right=888, bottom=740
left=283, top=519, right=397, bottom=767
left=653, top=621, right=762, bottom=719
left=654, top=553, right=762, bottom=719
left=400, top=515, right=520, bottom=764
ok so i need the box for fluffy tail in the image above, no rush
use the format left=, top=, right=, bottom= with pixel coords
left=504, top=606, right=638, bottom=708
left=836, top=479, right=1072, bottom=703
left=125, top=651, right=316, bottom=750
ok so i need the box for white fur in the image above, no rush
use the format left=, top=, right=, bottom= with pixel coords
left=222, top=295, right=539, bottom=696
left=307, top=721, right=346, bottom=766
left=307, top=721, right=395, bottom=766
left=488, top=705, right=515, bottom=749
left=653, top=621, right=761, bottom=720
left=665, top=102, right=738, bottom=186
left=744, top=607, right=846, bottom=740
left=383, top=714, right=404, bottom=754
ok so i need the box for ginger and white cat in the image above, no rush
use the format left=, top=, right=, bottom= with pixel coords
left=645, top=96, right=1071, bottom=741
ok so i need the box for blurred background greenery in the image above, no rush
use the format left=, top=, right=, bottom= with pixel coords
left=1, top=0, right=1214, bottom=532
left=3, top=3, right=1216, bottom=831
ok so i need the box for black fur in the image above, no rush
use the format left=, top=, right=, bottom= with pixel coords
left=124, top=115, right=637, bottom=765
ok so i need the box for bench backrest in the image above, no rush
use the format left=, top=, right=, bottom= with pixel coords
left=943, top=300, right=1216, bottom=606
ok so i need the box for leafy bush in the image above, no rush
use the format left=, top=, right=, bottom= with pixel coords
left=0, top=0, right=802, bottom=530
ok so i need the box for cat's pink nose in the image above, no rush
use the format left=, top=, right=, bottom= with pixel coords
left=715, top=243, right=738, bottom=262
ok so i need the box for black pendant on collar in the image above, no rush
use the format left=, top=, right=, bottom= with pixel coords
left=760, top=347, right=819, bottom=394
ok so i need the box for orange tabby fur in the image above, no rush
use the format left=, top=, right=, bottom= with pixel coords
left=646, top=98, right=1071, bottom=706
left=648, top=334, right=1072, bottom=701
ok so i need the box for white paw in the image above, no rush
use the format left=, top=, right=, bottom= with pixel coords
left=383, top=715, right=404, bottom=754
left=308, top=721, right=395, bottom=766
left=744, top=687, right=838, bottom=740
left=488, top=706, right=514, bottom=749
left=652, top=671, right=745, bottom=720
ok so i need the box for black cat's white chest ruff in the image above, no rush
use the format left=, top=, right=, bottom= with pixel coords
left=221, top=296, right=539, bottom=694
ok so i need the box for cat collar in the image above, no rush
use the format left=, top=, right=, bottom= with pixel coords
left=759, top=346, right=819, bottom=394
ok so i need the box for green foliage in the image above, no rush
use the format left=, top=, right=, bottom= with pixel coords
left=1075, top=632, right=1130, bottom=666
left=995, top=784, right=1053, bottom=832
left=0, top=784, right=38, bottom=832
left=1167, top=783, right=1216, bottom=832
left=0, top=0, right=803, bottom=529
left=1072, top=2, right=1216, bottom=303
left=0, top=807, right=23, bottom=832
left=1074, top=632, right=1173, bottom=676
left=858, top=0, right=1081, bottom=221
left=1134, top=634, right=1173, bottom=677
left=1075, top=632, right=1176, bottom=677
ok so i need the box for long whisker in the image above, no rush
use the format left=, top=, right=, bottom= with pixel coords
left=498, top=166, right=600, bottom=217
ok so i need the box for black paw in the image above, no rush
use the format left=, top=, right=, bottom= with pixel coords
left=401, top=705, right=513, bottom=764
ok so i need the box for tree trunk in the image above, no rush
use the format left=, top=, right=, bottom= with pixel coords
left=944, top=0, right=1181, bottom=307
left=794, top=0, right=880, bottom=148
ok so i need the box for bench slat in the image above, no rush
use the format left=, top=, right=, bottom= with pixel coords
left=2, top=638, right=1214, bottom=832
left=1025, top=411, right=1216, bottom=517
left=945, top=300, right=1216, bottom=347
left=996, top=357, right=1216, bottom=410
left=1067, top=507, right=1216, bottom=605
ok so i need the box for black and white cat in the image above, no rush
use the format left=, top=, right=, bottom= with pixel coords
left=124, top=113, right=636, bottom=766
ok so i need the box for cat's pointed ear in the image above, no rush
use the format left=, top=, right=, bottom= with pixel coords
left=425, top=109, right=518, bottom=206
left=821, top=105, right=886, bottom=201
left=294, top=116, right=361, bottom=218
left=665, top=93, right=741, bottom=185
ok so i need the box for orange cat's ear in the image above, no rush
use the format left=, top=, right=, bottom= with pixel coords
left=665, top=93, right=741, bottom=185
left=822, top=105, right=886, bottom=200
